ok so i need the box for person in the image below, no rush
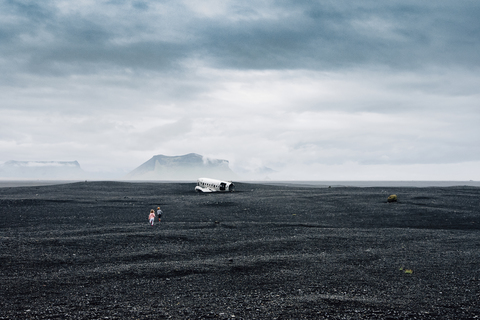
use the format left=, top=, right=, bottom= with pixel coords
left=157, top=206, right=163, bottom=222
left=148, top=209, right=155, bottom=226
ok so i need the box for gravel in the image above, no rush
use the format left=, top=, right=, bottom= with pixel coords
left=1, top=181, right=479, bottom=319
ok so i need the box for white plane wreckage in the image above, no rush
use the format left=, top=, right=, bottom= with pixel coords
left=195, top=178, right=235, bottom=193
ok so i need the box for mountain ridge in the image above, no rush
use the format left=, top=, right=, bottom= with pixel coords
left=0, top=160, right=86, bottom=179
left=125, top=153, right=237, bottom=180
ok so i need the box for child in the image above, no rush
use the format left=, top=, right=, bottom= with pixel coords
left=148, top=209, right=155, bottom=226
left=157, top=206, right=163, bottom=222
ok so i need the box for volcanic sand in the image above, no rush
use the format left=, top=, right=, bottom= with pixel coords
left=1, top=181, right=479, bottom=319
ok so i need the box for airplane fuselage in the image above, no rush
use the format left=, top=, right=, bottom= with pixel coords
left=195, top=178, right=235, bottom=193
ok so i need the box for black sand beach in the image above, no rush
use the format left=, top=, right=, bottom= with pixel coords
left=1, top=181, right=479, bottom=319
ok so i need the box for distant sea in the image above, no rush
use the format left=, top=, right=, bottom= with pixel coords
left=0, top=180, right=84, bottom=188
left=257, top=181, right=480, bottom=188
left=0, top=180, right=479, bottom=188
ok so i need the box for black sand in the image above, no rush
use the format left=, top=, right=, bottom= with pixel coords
left=1, top=181, right=479, bottom=319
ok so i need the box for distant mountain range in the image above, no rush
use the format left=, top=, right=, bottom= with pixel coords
left=125, top=153, right=237, bottom=180
left=0, top=154, right=271, bottom=180
left=0, top=161, right=86, bottom=179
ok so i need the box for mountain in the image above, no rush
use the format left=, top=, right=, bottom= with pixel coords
left=0, top=161, right=86, bottom=179
left=125, top=153, right=237, bottom=180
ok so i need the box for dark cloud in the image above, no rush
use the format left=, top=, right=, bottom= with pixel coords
left=132, top=1, right=149, bottom=11
left=1, top=1, right=189, bottom=76
left=5, top=0, right=55, bottom=22
left=2, top=0, right=480, bottom=78
left=200, top=1, right=480, bottom=70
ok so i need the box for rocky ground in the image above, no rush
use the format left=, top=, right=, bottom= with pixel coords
left=1, top=181, right=479, bottom=319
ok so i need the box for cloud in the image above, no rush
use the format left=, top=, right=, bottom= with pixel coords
left=0, top=0, right=479, bottom=180
left=3, top=0, right=480, bottom=78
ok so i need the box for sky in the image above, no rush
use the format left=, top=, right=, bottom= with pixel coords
left=1, top=0, right=480, bottom=180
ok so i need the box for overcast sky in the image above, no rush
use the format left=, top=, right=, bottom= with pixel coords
left=1, top=0, right=479, bottom=180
